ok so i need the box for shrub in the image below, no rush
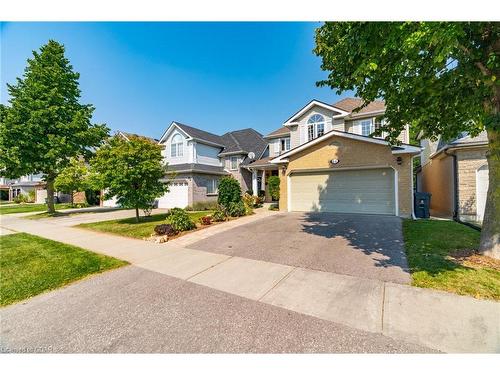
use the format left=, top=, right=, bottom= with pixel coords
left=154, top=223, right=177, bottom=236
left=212, top=206, right=227, bottom=222
left=186, top=200, right=218, bottom=211
left=217, top=176, right=242, bottom=207
left=14, top=193, right=29, bottom=204
left=227, top=201, right=246, bottom=217
left=268, top=176, right=280, bottom=201
left=199, top=215, right=212, bottom=225
left=242, top=193, right=257, bottom=214
left=27, top=190, right=36, bottom=203
left=168, top=208, right=196, bottom=232
left=269, top=203, right=279, bottom=211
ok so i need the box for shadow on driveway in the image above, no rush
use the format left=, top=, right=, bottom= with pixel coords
left=188, top=212, right=411, bottom=284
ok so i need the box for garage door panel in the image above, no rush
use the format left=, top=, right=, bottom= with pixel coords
left=290, top=168, right=395, bottom=215
left=157, top=182, right=189, bottom=209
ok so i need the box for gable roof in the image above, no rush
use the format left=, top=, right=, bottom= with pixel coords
left=283, top=99, right=350, bottom=126
left=271, top=129, right=421, bottom=163
left=264, top=127, right=290, bottom=139
left=428, top=131, right=488, bottom=159
left=159, top=122, right=267, bottom=161
left=173, top=122, right=226, bottom=147
left=333, top=97, right=386, bottom=116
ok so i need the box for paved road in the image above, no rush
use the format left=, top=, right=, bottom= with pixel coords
left=188, top=212, right=410, bottom=284
left=0, top=266, right=432, bottom=353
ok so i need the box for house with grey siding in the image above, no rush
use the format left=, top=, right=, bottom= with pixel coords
left=155, top=122, right=267, bottom=208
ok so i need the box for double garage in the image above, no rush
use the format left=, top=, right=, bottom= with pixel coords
left=289, top=167, right=396, bottom=215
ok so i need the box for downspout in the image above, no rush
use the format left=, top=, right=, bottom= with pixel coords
left=410, top=155, right=417, bottom=219
left=444, top=149, right=459, bottom=221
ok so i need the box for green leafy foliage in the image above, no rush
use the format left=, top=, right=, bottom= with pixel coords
left=314, top=22, right=499, bottom=142
left=217, top=176, right=242, bottom=207
left=0, top=40, right=109, bottom=213
left=54, top=158, right=90, bottom=204
left=90, top=135, right=168, bottom=222
left=267, top=176, right=280, bottom=201
left=227, top=201, right=246, bottom=217
left=186, top=200, right=219, bottom=211
left=211, top=206, right=227, bottom=222
left=167, top=208, right=196, bottom=232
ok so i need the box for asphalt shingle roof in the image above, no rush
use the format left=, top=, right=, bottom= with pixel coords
left=174, top=122, right=226, bottom=146
left=167, top=163, right=228, bottom=174
left=264, top=127, right=290, bottom=138
left=333, top=97, right=386, bottom=116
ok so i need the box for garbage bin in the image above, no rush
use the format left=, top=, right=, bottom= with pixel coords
left=414, top=192, right=431, bottom=218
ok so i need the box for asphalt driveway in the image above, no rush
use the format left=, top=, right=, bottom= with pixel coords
left=188, top=212, right=411, bottom=284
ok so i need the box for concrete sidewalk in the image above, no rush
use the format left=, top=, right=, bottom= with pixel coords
left=1, top=212, right=499, bottom=353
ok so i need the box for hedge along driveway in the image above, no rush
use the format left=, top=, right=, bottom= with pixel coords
left=77, top=211, right=212, bottom=239
left=0, top=233, right=127, bottom=306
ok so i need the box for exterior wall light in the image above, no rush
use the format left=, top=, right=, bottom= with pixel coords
left=396, top=156, right=403, bottom=165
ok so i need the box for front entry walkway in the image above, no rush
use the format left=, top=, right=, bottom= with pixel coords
left=1, top=210, right=499, bottom=353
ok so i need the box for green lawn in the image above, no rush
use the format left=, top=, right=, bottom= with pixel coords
left=0, top=233, right=127, bottom=306
left=403, top=219, right=500, bottom=300
left=0, top=203, right=74, bottom=214
left=78, top=211, right=212, bottom=239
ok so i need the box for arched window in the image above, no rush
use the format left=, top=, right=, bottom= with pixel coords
left=307, top=114, right=325, bottom=141
left=171, top=134, right=184, bottom=157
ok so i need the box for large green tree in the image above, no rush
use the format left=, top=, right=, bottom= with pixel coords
left=315, top=22, right=499, bottom=259
left=0, top=40, right=108, bottom=213
left=90, top=135, right=168, bottom=222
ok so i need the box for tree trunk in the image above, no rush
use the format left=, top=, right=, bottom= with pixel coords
left=46, top=178, right=55, bottom=214
left=135, top=206, right=140, bottom=223
left=479, top=128, right=500, bottom=259
left=71, top=191, right=74, bottom=206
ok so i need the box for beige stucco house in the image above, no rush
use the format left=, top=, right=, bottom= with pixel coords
left=248, top=98, right=421, bottom=217
left=417, top=131, right=489, bottom=224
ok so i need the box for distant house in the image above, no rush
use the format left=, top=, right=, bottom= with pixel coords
left=417, top=131, right=489, bottom=223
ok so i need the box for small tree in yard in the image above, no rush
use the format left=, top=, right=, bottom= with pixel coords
left=314, top=22, right=500, bottom=259
left=54, top=158, right=89, bottom=205
left=217, top=176, right=242, bottom=207
left=0, top=40, right=109, bottom=214
left=90, top=135, right=168, bottom=222
left=268, top=176, right=280, bottom=201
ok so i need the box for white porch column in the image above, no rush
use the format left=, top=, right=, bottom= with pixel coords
left=261, top=170, right=266, bottom=192
left=252, top=170, right=258, bottom=196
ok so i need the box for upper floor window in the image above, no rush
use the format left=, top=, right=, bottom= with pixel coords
left=360, top=119, right=374, bottom=136
left=280, top=138, right=290, bottom=153
left=307, top=114, right=325, bottom=141
left=170, top=134, right=183, bottom=157
left=230, top=156, right=238, bottom=170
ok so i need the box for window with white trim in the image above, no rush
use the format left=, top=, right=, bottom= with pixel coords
left=170, top=134, right=184, bottom=157
left=206, top=179, right=218, bottom=194
left=230, top=156, right=238, bottom=170
left=360, top=119, right=374, bottom=136
left=307, top=114, right=325, bottom=141
left=280, top=138, right=290, bottom=153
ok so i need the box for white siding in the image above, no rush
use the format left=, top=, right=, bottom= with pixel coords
left=196, top=142, right=222, bottom=166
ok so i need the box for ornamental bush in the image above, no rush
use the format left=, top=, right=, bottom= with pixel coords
left=217, top=176, right=241, bottom=208
left=199, top=215, right=212, bottom=225
left=212, top=206, right=227, bottom=222
left=227, top=201, right=246, bottom=217
left=268, top=176, right=280, bottom=201
left=167, top=208, right=196, bottom=232
left=154, top=223, right=177, bottom=236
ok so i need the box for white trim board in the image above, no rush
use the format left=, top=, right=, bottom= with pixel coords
left=283, top=100, right=350, bottom=126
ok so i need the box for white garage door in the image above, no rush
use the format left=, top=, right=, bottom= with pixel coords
left=476, top=164, right=489, bottom=222
left=290, top=168, right=395, bottom=215
left=157, top=182, right=189, bottom=209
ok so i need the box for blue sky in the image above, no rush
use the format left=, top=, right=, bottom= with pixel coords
left=1, top=22, right=352, bottom=138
